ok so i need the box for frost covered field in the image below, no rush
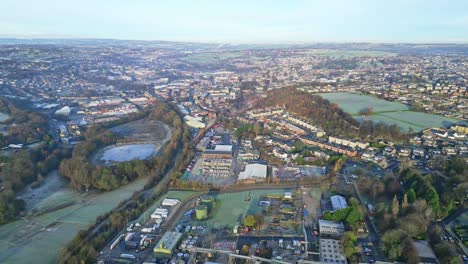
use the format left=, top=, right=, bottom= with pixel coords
left=99, top=143, right=156, bottom=163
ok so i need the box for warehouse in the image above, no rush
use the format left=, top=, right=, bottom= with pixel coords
left=202, top=145, right=233, bottom=159
left=237, top=163, right=267, bottom=183
left=154, top=231, right=183, bottom=256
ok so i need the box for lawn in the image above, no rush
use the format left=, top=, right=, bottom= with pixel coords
left=0, top=178, right=148, bottom=264
left=189, top=189, right=289, bottom=228
left=180, top=51, right=243, bottom=63
left=303, top=49, right=396, bottom=58
left=319, top=92, right=460, bottom=132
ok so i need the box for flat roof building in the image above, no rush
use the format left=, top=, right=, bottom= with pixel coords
left=319, top=238, right=348, bottom=264
left=238, top=163, right=267, bottom=183
left=153, top=231, right=182, bottom=256
left=319, top=220, right=345, bottom=237
left=214, top=145, right=233, bottom=152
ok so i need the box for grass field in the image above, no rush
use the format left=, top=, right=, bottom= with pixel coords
left=180, top=51, right=244, bottom=63
left=189, top=189, right=290, bottom=228
left=0, top=178, right=148, bottom=264
left=319, top=92, right=460, bottom=132
left=303, top=49, right=396, bottom=58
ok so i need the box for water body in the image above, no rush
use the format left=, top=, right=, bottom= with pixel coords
left=0, top=112, right=9, bottom=122
left=100, top=143, right=156, bottom=163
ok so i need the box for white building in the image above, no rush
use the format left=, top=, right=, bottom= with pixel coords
left=238, top=163, right=267, bottom=183
left=330, top=195, right=348, bottom=212
left=319, top=220, right=345, bottom=237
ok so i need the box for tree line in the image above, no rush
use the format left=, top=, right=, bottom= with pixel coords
left=256, top=87, right=406, bottom=141
left=0, top=98, right=48, bottom=147
left=0, top=137, right=71, bottom=224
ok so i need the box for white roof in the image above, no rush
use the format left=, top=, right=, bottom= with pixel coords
left=330, top=195, right=348, bottom=211
left=214, top=145, right=233, bottom=152
left=55, top=106, right=71, bottom=116
left=238, top=163, right=267, bottom=180
left=318, top=220, right=345, bottom=235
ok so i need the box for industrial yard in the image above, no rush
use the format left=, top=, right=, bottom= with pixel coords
left=97, top=188, right=312, bottom=263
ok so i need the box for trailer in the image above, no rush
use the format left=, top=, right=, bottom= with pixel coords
left=125, top=232, right=135, bottom=242
left=120, top=253, right=136, bottom=260
left=162, top=198, right=180, bottom=207
left=110, top=234, right=124, bottom=250
left=154, top=208, right=169, bottom=213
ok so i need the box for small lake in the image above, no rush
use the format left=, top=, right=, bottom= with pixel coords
left=98, top=143, right=156, bottom=164
left=0, top=112, right=9, bottom=122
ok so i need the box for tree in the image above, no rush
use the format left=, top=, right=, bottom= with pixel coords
left=341, top=232, right=360, bottom=262
left=407, top=188, right=416, bottom=203
left=323, top=206, right=363, bottom=226
left=381, top=229, right=406, bottom=261
left=243, top=215, right=257, bottom=228
left=402, top=193, right=409, bottom=210
left=434, top=242, right=463, bottom=264
left=258, top=247, right=272, bottom=259
left=391, top=195, right=400, bottom=217
left=240, top=244, right=250, bottom=255
left=333, top=158, right=345, bottom=173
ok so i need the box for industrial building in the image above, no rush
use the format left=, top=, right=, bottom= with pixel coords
left=153, top=231, right=183, bottom=255
left=202, top=145, right=233, bottom=159
left=237, top=163, right=267, bottom=183
left=195, top=205, right=208, bottom=220
left=318, top=220, right=345, bottom=237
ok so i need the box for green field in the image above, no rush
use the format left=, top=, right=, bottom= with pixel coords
left=319, top=92, right=460, bottom=132
left=189, top=189, right=289, bottom=228
left=180, top=51, right=244, bottom=63
left=303, top=49, right=396, bottom=58
left=0, top=178, right=148, bottom=264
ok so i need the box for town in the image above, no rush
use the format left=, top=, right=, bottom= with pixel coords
left=0, top=40, right=466, bottom=264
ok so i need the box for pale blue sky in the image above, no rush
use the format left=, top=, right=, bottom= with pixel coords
left=1, top=0, right=467, bottom=43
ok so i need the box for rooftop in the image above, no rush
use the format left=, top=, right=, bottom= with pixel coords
left=238, top=163, right=267, bottom=181
left=153, top=231, right=182, bottom=254
left=330, top=195, right=348, bottom=212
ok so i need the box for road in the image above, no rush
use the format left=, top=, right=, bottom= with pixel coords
left=438, top=208, right=468, bottom=257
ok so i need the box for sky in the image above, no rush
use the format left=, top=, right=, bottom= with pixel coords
left=1, top=0, right=467, bottom=43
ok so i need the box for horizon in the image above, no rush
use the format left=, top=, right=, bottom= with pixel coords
left=1, top=36, right=468, bottom=46
left=2, top=0, right=467, bottom=44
